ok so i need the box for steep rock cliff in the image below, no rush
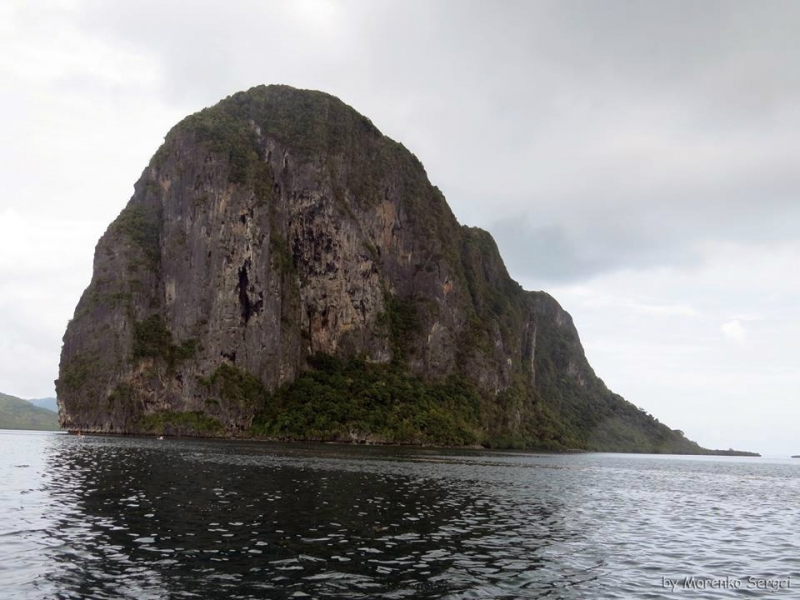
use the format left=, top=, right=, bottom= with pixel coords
left=57, top=85, right=708, bottom=452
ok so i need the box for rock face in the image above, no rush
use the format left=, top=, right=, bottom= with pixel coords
left=57, top=85, right=706, bottom=452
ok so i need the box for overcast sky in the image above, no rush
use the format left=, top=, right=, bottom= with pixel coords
left=2, top=0, right=798, bottom=455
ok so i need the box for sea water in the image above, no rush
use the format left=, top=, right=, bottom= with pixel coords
left=1, top=430, right=798, bottom=599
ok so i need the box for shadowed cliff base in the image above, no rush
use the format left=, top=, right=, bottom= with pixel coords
left=56, top=85, right=757, bottom=456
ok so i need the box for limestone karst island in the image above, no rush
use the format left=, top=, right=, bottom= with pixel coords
left=57, top=85, right=756, bottom=455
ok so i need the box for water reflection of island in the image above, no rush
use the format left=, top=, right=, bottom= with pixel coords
left=39, top=437, right=596, bottom=599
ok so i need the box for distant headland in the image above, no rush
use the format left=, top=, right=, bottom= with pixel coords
left=0, top=391, right=59, bottom=431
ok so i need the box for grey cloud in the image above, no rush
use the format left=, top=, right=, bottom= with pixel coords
left=487, top=219, right=610, bottom=283
left=51, top=1, right=800, bottom=285
left=487, top=215, right=702, bottom=284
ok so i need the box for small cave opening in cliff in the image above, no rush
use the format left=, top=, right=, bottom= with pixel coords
left=237, top=260, right=264, bottom=324
left=254, top=291, right=264, bottom=312
left=238, top=261, right=253, bottom=323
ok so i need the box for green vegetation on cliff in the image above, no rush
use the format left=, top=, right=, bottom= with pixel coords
left=251, top=354, right=482, bottom=446
left=133, top=316, right=198, bottom=371
left=138, top=411, right=223, bottom=436
left=378, top=293, right=421, bottom=363
left=242, top=352, right=704, bottom=452
left=205, top=363, right=267, bottom=411
left=115, top=203, right=162, bottom=265
left=0, top=392, right=59, bottom=431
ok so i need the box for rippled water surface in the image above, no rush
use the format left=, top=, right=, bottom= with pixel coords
left=1, top=431, right=799, bottom=599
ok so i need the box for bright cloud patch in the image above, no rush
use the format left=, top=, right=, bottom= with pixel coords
left=721, top=319, right=747, bottom=345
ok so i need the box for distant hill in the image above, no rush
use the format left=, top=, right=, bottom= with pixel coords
left=28, top=397, right=58, bottom=413
left=0, top=392, right=60, bottom=430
